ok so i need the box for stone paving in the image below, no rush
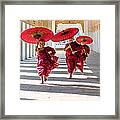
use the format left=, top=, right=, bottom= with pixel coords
left=20, top=50, right=100, bottom=101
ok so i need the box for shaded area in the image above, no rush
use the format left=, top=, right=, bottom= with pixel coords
left=20, top=63, right=37, bottom=64
left=20, top=84, right=100, bottom=96
left=20, top=69, right=94, bottom=75
left=20, top=75, right=100, bottom=84
left=20, top=98, right=36, bottom=100
left=46, top=83, right=100, bottom=88
left=87, top=51, right=100, bottom=77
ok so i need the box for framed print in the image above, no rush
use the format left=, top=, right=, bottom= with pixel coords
left=0, top=0, right=119, bottom=119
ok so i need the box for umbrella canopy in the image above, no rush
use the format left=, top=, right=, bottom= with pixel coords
left=51, top=28, right=79, bottom=42
left=20, top=27, right=54, bottom=44
left=76, top=36, right=93, bottom=44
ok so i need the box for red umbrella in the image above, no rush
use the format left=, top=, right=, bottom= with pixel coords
left=76, top=36, right=93, bottom=44
left=20, top=27, right=54, bottom=44
left=51, top=28, right=79, bottom=42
